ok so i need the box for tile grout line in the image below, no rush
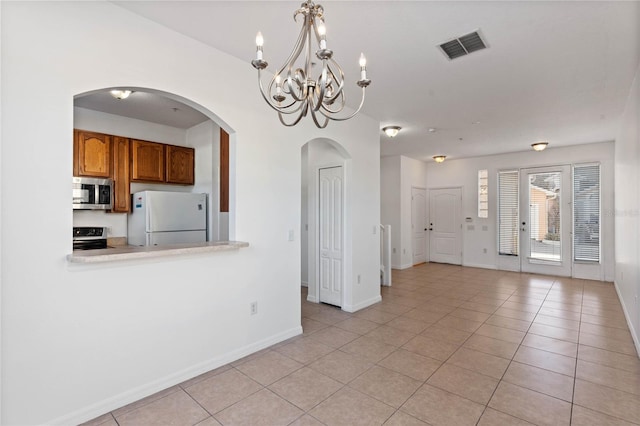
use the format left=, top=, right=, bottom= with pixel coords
left=473, top=276, right=558, bottom=425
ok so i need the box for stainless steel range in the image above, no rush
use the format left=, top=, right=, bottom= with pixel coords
left=73, top=227, right=108, bottom=250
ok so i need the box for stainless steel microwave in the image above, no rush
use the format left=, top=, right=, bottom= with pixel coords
left=72, top=177, right=113, bottom=210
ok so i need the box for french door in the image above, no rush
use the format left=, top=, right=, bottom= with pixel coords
left=519, top=165, right=572, bottom=276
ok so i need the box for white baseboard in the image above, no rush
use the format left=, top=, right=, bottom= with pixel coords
left=342, top=295, right=382, bottom=313
left=613, top=281, right=640, bottom=358
left=307, top=294, right=318, bottom=303
left=48, top=326, right=303, bottom=426
left=462, top=262, right=497, bottom=270
left=301, top=281, right=308, bottom=287
left=391, top=263, right=413, bottom=270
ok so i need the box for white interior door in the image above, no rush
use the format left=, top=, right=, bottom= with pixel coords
left=520, top=165, right=572, bottom=276
left=412, top=187, right=427, bottom=265
left=429, top=188, right=462, bottom=265
left=319, top=166, right=343, bottom=306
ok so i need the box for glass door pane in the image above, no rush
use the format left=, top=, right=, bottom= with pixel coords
left=528, top=171, right=561, bottom=261
left=520, top=165, right=571, bottom=277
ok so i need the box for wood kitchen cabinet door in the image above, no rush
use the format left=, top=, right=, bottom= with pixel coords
left=74, top=130, right=111, bottom=178
left=165, top=145, right=195, bottom=185
left=111, top=136, right=130, bottom=213
left=130, top=139, right=165, bottom=183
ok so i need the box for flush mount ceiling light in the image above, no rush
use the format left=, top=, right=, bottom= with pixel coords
left=433, top=155, right=447, bottom=163
left=251, top=1, right=370, bottom=128
left=110, top=90, right=132, bottom=100
left=382, top=126, right=401, bottom=138
left=531, top=142, right=549, bottom=151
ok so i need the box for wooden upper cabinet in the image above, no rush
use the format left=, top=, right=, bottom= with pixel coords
left=111, top=137, right=131, bottom=213
left=166, top=145, right=195, bottom=185
left=74, top=130, right=111, bottom=178
left=130, top=139, right=165, bottom=183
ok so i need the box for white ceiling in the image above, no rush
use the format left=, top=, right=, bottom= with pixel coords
left=109, top=1, right=639, bottom=161
left=75, top=90, right=210, bottom=129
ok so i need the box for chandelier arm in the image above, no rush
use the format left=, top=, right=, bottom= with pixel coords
left=278, top=101, right=308, bottom=127
left=282, top=46, right=309, bottom=103
left=257, top=70, right=301, bottom=112
left=323, top=59, right=345, bottom=104
left=320, top=92, right=346, bottom=114
left=320, top=87, right=367, bottom=122
left=319, top=83, right=346, bottom=114
left=313, top=65, right=328, bottom=112
left=310, top=105, right=330, bottom=128
left=279, top=14, right=309, bottom=76
left=283, top=68, right=306, bottom=103
left=279, top=25, right=309, bottom=103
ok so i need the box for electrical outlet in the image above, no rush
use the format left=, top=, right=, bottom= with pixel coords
left=373, top=226, right=377, bottom=235
left=250, top=302, right=258, bottom=315
left=357, top=274, right=361, bottom=284
left=288, top=229, right=294, bottom=241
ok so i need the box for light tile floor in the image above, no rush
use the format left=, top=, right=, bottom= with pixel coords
left=84, top=263, right=640, bottom=425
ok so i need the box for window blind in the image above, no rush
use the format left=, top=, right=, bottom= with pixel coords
left=498, top=170, right=519, bottom=256
left=573, top=164, right=600, bottom=262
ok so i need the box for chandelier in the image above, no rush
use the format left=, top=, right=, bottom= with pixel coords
left=251, top=1, right=371, bottom=128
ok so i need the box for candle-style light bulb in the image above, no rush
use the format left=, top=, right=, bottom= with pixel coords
left=359, top=53, right=367, bottom=80
left=255, top=32, right=264, bottom=60
left=275, top=74, right=282, bottom=95
left=318, top=23, right=327, bottom=50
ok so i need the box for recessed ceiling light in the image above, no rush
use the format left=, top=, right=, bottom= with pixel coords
left=110, top=89, right=132, bottom=100
left=433, top=155, right=447, bottom=163
left=472, top=121, right=481, bottom=125
left=428, top=128, right=437, bottom=133
left=382, top=126, right=401, bottom=138
left=531, top=142, right=549, bottom=151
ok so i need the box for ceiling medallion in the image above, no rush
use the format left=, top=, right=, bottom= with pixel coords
left=251, top=1, right=370, bottom=128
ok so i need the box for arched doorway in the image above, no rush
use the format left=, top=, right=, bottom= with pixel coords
left=73, top=87, right=235, bottom=243
left=301, top=138, right=351, bottom=308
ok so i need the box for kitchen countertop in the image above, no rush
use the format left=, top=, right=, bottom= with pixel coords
left=67, top=241, right=249, bottom=264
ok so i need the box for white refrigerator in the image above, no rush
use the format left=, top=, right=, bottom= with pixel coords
left=128, top=191, right=207, bottom=246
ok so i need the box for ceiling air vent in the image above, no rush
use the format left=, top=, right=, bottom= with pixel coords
left=438, top=30, right=487, bottom=60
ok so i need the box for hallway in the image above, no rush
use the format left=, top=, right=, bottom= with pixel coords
left=85, top=264, right=640, bottom=425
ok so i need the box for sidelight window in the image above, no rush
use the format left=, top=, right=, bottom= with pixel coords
left=498, top=170, right=519, bottom=256
left=573, top=164, right=600, bottom=262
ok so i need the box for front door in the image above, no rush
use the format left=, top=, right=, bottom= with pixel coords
left=429, top=188, right=462, bottom=265
left=520, top=165, right=572, bottom=276
left=412, top=187, right=427, bottom=265
left=319, top=166, right=343, bottom=306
